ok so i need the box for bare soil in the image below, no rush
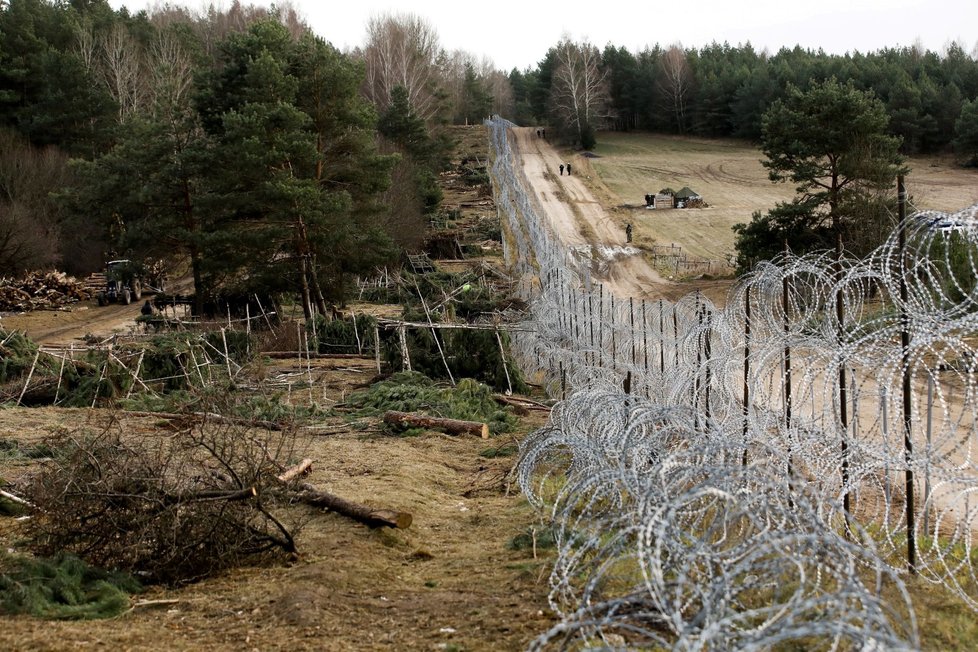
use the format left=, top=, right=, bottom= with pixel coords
left=4, top=125, right=975, bottom=650
left=0, top=396, right=556, bottom=651
left=0, top=125, right=556, bottom=651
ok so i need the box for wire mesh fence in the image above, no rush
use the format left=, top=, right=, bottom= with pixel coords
left=488, top=116, right=978, bottom=648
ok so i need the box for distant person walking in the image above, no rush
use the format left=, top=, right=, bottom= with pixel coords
left=559, top=164, right=564, bottom=176
left=625, top=224, right=633, bottom=243
left=536, top=129, right=541, bottom=138
left=566, top=163, right=572, bottom=175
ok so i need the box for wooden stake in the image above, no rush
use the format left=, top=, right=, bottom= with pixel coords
left=399, top=325, right=411, bottom=371
left=16, top=349, right=40, bottom=406
left=351, top=310, right=362, bottom=355
left=374, top=325, right=382, bottom=374
left=495, top=329, right=513, bottom=395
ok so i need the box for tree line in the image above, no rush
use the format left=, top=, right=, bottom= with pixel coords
left=5, top=1, right=977, bottom=294
left=511, top=39, right=978, bottom=161
left=0, top=1, right=507, bottom=317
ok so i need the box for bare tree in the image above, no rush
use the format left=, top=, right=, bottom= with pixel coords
left=549, top=37, right=609, bottom=145
left=0, top=130, right=69, bottom=275
left=147, top=28, right=195, bottom=118
left=658, top=44, right=691, bottom=133
left=486, top=69, right=515, bottom=119
left=100, top=23, right=148, bottom=122
left=360, top=12, right=443, bottom=122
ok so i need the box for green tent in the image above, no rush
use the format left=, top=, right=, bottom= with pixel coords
left=674, top=186, right=700, bottom=199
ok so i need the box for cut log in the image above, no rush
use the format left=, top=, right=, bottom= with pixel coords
left=262, top=352, right=372, bottom=360
left=382, top=410, right=489, bottom=439
left=493, top=394, right=552, bottom=412
left=295, top=485, right=412, bottom=529
left=277, top=458, right=313, bottom=483
left=121, top=410, right=285, bottom=431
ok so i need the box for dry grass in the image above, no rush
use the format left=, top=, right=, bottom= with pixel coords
left=0, top=390, right=556, bottom=651
left=588, top=132, right=978, bottom=263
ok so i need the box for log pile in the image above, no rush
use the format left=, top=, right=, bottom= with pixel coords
left=0, top=271, right=91, bottom=311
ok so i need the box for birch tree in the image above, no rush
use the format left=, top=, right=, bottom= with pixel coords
left=658, top=44, right=692, bottom=133
left=549, top=37, right=608, bottom=147
left=360, top=12, right=443, bottom=122
left=100, top=23, right=146, bottom=121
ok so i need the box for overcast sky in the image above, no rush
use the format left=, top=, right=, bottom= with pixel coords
left=108, top=0, right=978, bottom=72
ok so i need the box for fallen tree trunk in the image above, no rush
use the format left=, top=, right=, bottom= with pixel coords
left=121, top=410, right=285, bottom=431
left=493, top=394, right=552, bottom=412
left=262, top=352, right=373, bottom=360
left=295, top=484, right=412, bottom=529
left=383, top=410, right=489, bottom=439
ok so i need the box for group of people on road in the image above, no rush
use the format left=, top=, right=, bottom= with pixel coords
left=559, top=163, right=572, bottom=176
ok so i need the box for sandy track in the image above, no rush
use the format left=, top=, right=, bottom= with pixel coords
left=1, top=300, right=145, bottom=347
left=510, top=127, right=672, bottom=299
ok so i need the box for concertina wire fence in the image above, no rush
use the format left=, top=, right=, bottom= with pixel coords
left=487, top=116, right=978, bottom=650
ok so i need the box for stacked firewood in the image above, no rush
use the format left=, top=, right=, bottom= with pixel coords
left=0, top=271, right=91, bottom=311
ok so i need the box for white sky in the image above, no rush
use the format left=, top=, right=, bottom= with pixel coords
left=109, top=0, right=978, bottom=72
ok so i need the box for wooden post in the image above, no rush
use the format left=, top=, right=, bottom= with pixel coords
left=399, top=325, right=411, bottom=371
left=245, top=303, right=251, bottom=357
left=255, top=294, right=275, bottom=332
left=495, top=329, right=513, bottom=395
left=783, top=243, right=793, bottom=487
left=898, top=173, right=916, bottom=574
left=221, top=328, right=233, bottom=380
left=630, top=297, right=636, bottom=366
left=17, top=349, right=41, bottom=406
left=923, top=373, right=933, bottom=537
left=672, top=304, right=679, bottom=369
left=703, top=304, right=711, bottom=427
left=126, top=350, right=146, bottom=399
left=415, top=280, right=454, bottom=386
left=610, top=293, right=616, bottom=371
left=351, top=310, right=362, bottom=355
left=659, top=300, right=665, bottom=376
left=374, top=325, right=382, bottom=374
left=588, top=292, right=595, bottom=367
left=598, top=284, right=604, bottom=368
left=559, top=361, right=566, bottom=400
left=743, top=284, right=751, bottom=466
left=54, top=348, right=67, bottom=405
left=694, top=294, right=702, bottom=431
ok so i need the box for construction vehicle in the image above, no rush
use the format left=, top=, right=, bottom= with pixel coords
left=96, top=260, right=143, bottom=306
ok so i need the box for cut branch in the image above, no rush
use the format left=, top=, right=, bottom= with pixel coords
left=295, top=484, right=412, bottom=529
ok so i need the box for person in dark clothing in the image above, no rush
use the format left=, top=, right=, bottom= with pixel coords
left=625, top=224, right=633, bottom=243
left=645, top=194, right=651, bottom=206
left=537, top=129, right=541, bottom=138
left=141, top=300, right=154, bottom=316
left=566, top=163, right=572, bottom=175
left=559, top=164, right=564, bottom=175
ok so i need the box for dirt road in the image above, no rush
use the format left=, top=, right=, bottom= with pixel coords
left=0, top=299, right=145, bottom=347
left=509, top=127, right=677, bottom=300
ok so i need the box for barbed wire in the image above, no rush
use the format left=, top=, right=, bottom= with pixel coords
left=488, top=117, right=978, bottom=648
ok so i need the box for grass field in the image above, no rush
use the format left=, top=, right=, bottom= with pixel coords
left=587, top=131, right=978, bottom=265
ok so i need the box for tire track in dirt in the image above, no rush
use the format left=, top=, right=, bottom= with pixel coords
left=510, top=126, right=673, bottom=298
